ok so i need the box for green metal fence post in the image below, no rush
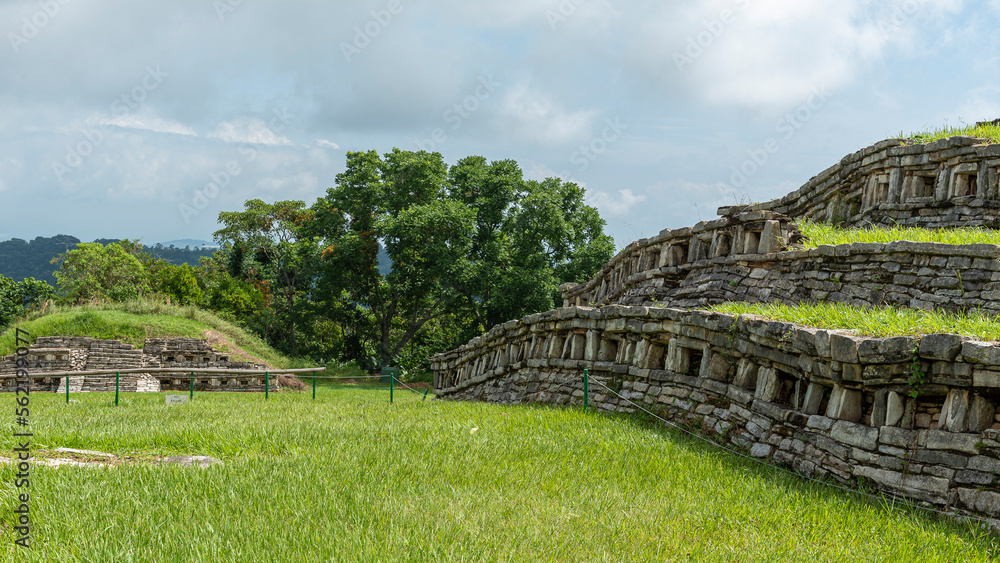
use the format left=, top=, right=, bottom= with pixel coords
left=65, top=375, right=69, bottom=404
left=584, top=369, right=589, bottom=411
left=265, top=371, right=269, bottom=400
left=390, top=373, right=394, bottom=404
left=115, top=371, right=120, bottom=406
left=190, top=371, right=194, bottom=400
left=312, top=372, right=316, bottom=400
left=422, top=387, right=429, bottom=401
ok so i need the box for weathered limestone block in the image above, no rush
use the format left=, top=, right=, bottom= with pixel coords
left=825, top=385, right=862, bottom=422
left=754, top=367, right=779, bottom=402
left=758, top=220, right=782, bottom=254
left=597, top=338, right=617, bottom=362
left=801, top=382, right=826, bottom=415
left=568, top=333, right=586, bottom=361
left=857, top=336, right=914, bottom=364
left=830, top=334, right=861, bottom=364
left=919, top=333, right=964, bottom=361
left=584, top=331, right=600, bottom=361
left=968, top=394, right=996, bottom=433
left=636, top=340, right=665, bottom=370
left=733, top=359, right=759, bottom=390
left=885, top=391, right=905, bottom=427
left=940, top=389, right=970, bottom=433
left=831, top=420, right=879, bottom=451
left=699, top=349, right=731, bottom=382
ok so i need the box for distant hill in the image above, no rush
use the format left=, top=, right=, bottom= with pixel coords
left=0, top=235, right=217, bottom=285
left=158, top=239, right=218, bottom=249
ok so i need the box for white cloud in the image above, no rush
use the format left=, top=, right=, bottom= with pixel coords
left=208, top=117, right=293, bottom=146
left=316, top=139, right=340, bottom=149
left=500, top=82, right=597, bottom=144
left=636, top=0, right=961, bottom=111
left=587, top=188, right=646, bottom=217
left=103, top=113, right=197, bottom=136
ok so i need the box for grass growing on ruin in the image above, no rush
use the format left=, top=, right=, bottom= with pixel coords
left=0, top=299, right=292, bottom=367
left=0, top=390, right=995, bottom=561
left=900, top=122, right=1000, bottom=144
left=711, top=301, right=1000, bottom=340
left=798, top=221, right=1000, bottom=247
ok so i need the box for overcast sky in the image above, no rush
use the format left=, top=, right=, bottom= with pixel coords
left=0, top=0, right=994, bottom=247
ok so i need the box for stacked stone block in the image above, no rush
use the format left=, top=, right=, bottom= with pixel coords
left=717, top=136, right=1000, bottom=229
left=1, top=336, right=273, bottom=393
left=433, top=305, right=1000, bottom=521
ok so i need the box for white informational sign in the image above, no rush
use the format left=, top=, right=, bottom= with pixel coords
left=165, top=395, right=190, bottom=405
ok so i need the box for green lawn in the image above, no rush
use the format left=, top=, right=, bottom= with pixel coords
left=710, top=301, right=1000, bottom=340
left=0, top=389, right=994, bottom=561
left=798, top=221, right=1000, bottom=248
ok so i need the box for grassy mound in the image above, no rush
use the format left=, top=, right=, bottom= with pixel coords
left=798, top=221, right=1000, bottom=247
left=1, top=390, right=994, bottom=560
left=0, top=299, right=293, bottom=368
left=711, top=301, right=1000, bottom=340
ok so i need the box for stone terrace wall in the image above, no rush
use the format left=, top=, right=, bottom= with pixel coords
left=0, top=337, right=272, bottom=393
left=559, top=210, right=800, bottom=307
left=565, top=240, right=1000, bottom=314
left=432, top=305, right=1000, bottom=520
left=717, top=136, right=1000, bottom=229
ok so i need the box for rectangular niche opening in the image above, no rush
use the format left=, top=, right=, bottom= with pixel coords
left=912, top=175, right=935, bottom=199
left=714, top=234, right=732, bottom=257
left=678, top=347, right=704, bottom=378
left=954, top=174, right=977, bottom=198
left=773, top=369, right=798, bottom=408
left=673, top=243, right=690, bottom=266
left=743, top=231, right=760, bottom=254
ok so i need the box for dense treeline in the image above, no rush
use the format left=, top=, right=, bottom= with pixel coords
left=0, top=236, right=214, bottom=284
left=1, top=150, right=615, bottom=376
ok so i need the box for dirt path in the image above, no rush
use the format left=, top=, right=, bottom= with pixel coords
left=203, top=330, right=274, bottom=369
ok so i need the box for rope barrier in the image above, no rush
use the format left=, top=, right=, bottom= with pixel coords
left=585, top=376, right=998, bottom=528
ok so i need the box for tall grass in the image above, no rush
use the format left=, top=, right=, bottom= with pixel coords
left=798, top=221, right=1000, bottom=247
left=899, top=122, right=1000, bottom=145
left=711, top=301, right=1000, bottom=340
left=0, top=390, right=994, bottom=561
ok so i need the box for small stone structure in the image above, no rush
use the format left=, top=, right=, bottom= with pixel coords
left=0, top=336, right=274, bottom=393
left=718, top=136, right=1000, bottom=229
left=434, top=134, right=1000, bottom=522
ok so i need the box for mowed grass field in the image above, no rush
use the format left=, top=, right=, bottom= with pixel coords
left=0, top=389, right=995, bottom=561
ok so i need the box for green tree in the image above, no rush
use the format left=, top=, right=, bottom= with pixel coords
left=51, top=241, right=150, bottom=303
left=214, top=200, right=319, bottom=354
left=310, top=149, right=614, bottom=367
left=312, top=149, right=475, bottom=366
left=0, top=276, right=55, bottom=330
left=152, top=263, right=205, bottom=305
left=447, top=158, right=615, bottom=333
